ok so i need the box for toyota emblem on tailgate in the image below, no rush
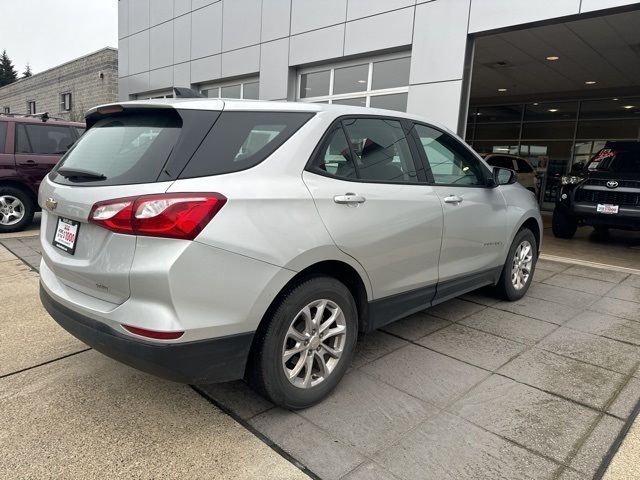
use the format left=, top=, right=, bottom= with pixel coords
left=45, top=198, right=58, bottom=210
left=606, top=180, right=619, bottom=189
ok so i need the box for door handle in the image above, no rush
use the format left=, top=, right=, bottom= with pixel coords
left=19, top=160, right=37, bottom=166
left=333, top=193, right=366, bottom=205
left=443, top=195, right=463, bottom=204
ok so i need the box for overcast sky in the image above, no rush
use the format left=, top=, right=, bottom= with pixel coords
left=3, top=0, right=117, bottom=75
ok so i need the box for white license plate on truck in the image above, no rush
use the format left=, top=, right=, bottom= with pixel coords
left=53, top=217, right=80, bottom=255
left=596, top=204, right=619, bottom=214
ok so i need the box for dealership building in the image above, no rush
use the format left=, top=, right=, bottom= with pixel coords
left=119, top=0, right=640, bottom=208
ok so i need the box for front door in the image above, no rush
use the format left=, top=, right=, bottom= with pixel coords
left=303, top=118, right=443, bottom=303
left=411, top=123, right=507, bottom=300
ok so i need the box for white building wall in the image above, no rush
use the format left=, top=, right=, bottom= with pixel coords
left=119, top=0, right=640, bottom=132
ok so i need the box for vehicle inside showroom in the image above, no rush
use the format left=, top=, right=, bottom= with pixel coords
left=465, top=9, right=640, bottom=213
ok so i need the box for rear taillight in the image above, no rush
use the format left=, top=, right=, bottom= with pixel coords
left=89, top=193, right=226, bottom=240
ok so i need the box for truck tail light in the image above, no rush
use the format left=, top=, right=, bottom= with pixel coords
left=89, top=193, right=226, bottom=240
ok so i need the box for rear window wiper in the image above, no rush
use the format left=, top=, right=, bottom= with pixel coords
left=57, top=167, right=107, bottom=181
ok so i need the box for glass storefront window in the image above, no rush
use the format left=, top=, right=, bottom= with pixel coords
left=300, top=70, right=330, bottom=98
left=474, top=123, right=520, bottom=140
left=333, top=64, right=368, bottom=95
left=298, top=54, right=410, bottom=109
left=476, top=105, right=523, bottom=123
left=524, top=102, right=578, bottom=121
left=369, top=93, right=408, bottom=111
left=200, top=78, right=260, bottom=100
left=521, top=121, right=575, bottom=140
left=332, top=97, right=366, bottom=106
left=243, top=82, right=259, bottom=100
left=372, top=57, right=411, bottom=90
left=576, top=119, right=640, bottom=139
left=221, top=84, right=241, bottom=98
left=469, top=97, right=640, bottom=211
left=579, top=98, right=640, bottom=119
left=519, top=141, right=573, bottom=207
left=472, top=142, right=519, bottom=156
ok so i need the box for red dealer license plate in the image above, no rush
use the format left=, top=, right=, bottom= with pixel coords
left=53, top=217, right=80, bottom=255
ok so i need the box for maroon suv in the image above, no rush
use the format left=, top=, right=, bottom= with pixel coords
left=0, top=114, right=84, bottom=232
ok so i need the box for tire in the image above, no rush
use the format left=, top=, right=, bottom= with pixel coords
left=247, top=276, right=358, bottom=409
left=0, top=186, right=35, bottom=233
left=552, top=206, right=577, bottom=239
left=495, top=228, right=538, bottom=301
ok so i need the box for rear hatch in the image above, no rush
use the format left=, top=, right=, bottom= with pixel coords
left=39, top=104, right=221, bottom=305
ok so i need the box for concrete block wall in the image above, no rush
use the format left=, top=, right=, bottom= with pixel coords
left=119, top=0, right=640, bottom=132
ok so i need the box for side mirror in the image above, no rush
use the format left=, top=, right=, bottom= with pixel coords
left=493, top=167, right=518, bottom=186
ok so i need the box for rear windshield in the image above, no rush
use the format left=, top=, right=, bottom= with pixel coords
left=179, top=111, right=313, bottom=178
left=587, top=148, right=640, bottom=173
left=52, top=112, right=181, bottom=185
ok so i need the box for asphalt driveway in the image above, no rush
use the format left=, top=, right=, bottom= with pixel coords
left=2, top=236, right=640, bottom=480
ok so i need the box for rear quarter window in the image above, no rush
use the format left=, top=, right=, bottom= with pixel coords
left=179, top=111, right=313, bottom=178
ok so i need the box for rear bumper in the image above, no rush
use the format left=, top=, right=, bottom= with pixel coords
left=40, top=285, right=254, bottom=384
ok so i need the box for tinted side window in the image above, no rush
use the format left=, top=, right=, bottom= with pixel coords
left=16, top=124, right=75, bottom=154
left=342, top=118, right=419, bottom=183
left=181, top=112, right=313, bottom=178
left=314, top=127, right=357, bottom=179
left=515, top=158, right=534, bottom=173
left=414, top=124, right=486, bottom=186
left=0, top=122, right=7, bottom=153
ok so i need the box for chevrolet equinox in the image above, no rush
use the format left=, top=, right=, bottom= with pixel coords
left=39, top=99, right=542, bottom=408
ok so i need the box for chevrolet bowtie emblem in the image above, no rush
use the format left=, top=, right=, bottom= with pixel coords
left=45, top=198, right=58, bottom=210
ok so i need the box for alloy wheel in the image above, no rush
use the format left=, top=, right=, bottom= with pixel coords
left=282, top=299, right=347, bottom=389
left=0, top=195, right=25, bottom=226
left=511, top=240, right=533, bottom=290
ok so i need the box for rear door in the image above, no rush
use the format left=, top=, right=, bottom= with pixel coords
left=15, top=123, right=76, bottom=190
left=411, top=123, right=507, bottom=300
left=39, top=109, right=197, bottom=304
left=303, top=117, right=443, bottom=304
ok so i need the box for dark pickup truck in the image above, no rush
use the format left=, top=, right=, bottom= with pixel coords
left=552, top=141, right=640, bottom=238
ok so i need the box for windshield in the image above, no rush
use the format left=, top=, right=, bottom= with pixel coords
left=52, top=112, right=181, bottom=185
left=587, top=148, right=640, bottom=173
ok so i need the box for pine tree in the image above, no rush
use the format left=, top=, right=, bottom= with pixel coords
left=22, top=63, right=32, bottom=78
left=0, top=50, right=18, bottom=87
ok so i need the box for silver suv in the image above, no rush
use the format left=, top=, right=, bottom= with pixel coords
left=39, top=99, right=541, bottom=408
